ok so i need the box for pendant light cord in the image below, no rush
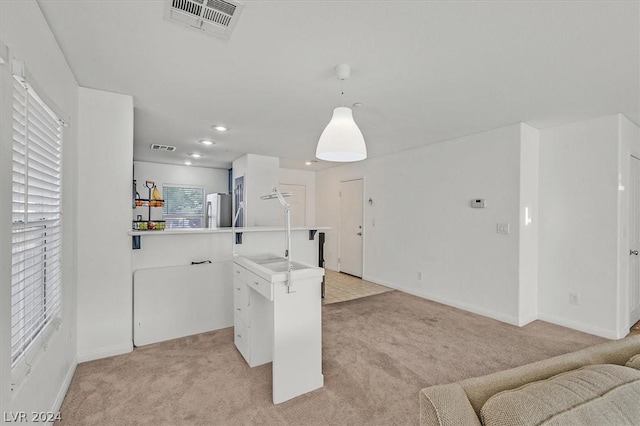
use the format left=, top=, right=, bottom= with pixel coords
left=340, top=78, right=345, bottom=107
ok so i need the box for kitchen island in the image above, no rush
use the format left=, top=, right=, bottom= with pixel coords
left=233, top=254, right=324, bottom=404
left=130, top=227, right=327, bottom=348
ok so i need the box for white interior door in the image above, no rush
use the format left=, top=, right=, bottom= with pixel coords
left=339, top=179, right=363, bottom=277
left=278, top=184, right=306, bottom=227
left=630, top=156, right=640, bottom=325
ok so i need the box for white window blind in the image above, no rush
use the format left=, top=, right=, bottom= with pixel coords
left=163, top=185, right=205, bottom=228
left=11, top=75, right=63, bottom=366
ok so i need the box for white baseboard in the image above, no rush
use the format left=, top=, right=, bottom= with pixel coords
left=77, top=342, right=133, bottom=363
left=48, top=357, right=77, bottom=425
left=362, top=274, right=521, bottom=326
left=356, top=274, right=619, bottom=339
left=518, top=313, right=538, bottom=327
left=537, top=312, right=621, bottom=339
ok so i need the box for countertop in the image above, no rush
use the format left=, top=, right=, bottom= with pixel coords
left=129, top=226, right=329, bottom=237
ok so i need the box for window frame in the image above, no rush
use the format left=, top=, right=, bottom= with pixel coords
left=9, top=59, right=67, bottom=380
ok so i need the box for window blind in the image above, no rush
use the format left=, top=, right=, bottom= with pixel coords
left=11, top=76, right=63, bottom=366
left=163, top=185, right=205, bottom=228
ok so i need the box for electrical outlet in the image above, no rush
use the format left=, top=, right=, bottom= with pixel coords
left=569, top=292, right=580, bottom=306
left=496, top=223, right=510, bottom=234
left=417, top=272, right=423, bottom=281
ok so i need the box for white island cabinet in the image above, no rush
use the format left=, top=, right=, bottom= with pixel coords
left=233, top=255, right=324, bottom=404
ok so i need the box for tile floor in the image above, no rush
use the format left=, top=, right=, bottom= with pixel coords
left=323, top=269, right=393, bottom=304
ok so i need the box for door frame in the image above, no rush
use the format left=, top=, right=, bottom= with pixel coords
left=629, top=154, right=640, bottom=327
left=338, top=177, right=365, bottom=277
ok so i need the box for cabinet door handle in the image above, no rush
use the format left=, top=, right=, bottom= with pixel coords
left=253, top=281, right=259, bottom=286
left=236, top=308, right=241, bottom=311
left=236, top=334, right=241, bottom=338
left=236, top=287, right=241, bottom=291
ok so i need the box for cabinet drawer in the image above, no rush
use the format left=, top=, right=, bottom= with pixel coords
left=233, top=280, right=249, bottom=325
left=234, top=316, right=249, bottom=363
left=233, top=263, right=247, bottom=283
left=246, top=271, right=273, bottom=301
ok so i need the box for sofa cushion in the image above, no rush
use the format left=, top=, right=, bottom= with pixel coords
left=480, top=364, right=640, bottom=426
left=626, top=354, right=640, bottom=370
left=420, top=384, right=482, bottom=426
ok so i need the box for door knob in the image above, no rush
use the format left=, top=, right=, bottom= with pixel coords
left=631, top=250, right=639, bottom=256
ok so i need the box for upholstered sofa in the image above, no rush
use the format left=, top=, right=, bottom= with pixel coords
left=419, top=335, right=640, bottom=426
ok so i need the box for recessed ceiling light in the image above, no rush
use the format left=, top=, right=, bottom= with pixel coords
left=200, top=139, right=215, bottom=146
left=352, top=102, right=363, bottom=108
left=190, top=153, right=203, bottom=158
left=184, top=161, right=192, bottom=166
left=212, top=125, right=228, bottom=132
left=305, top=161, right=312, bottom=166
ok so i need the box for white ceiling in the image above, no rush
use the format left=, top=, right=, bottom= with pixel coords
left=37, top=0, right=639, bottom=171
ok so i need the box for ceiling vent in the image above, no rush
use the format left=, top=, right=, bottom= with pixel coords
left=165, top=0, right=244, bottom=39
left=150, top=144, right=177, bottom=152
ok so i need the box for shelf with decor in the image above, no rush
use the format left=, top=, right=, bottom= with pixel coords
left=132, top=180, right=165, bottom=236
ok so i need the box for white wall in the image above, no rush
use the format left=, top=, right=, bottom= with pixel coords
left=133, top=161, right=229, bottom=222
left=0, top=0, right=78, bottom=416
left=279, top=168, right=316, bottom=226
left=131, top=230, right=320, bottom=271
left=518, top=124, right=540, bottom=325
left=77, top=88, right=134, bottom=362
left=134, top=161, right=228, bottom=196
left=538, top=115, right=622, bottom=338
left=316, top=124, right=529, bottom=325
left=232, top=154, right=280, bottom=226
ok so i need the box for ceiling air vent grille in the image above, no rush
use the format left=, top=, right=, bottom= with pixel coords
left=150, top=144, right=177, bottom=152
left=166, top=0, right=244, bottom=39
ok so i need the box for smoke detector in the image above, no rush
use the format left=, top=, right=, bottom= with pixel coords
left=165, top=0, right=244, bottom=39
left=150, top=144, right=177, bottom=152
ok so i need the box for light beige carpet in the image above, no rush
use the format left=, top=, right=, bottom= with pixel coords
left=57, top=291, right=605, bottom=425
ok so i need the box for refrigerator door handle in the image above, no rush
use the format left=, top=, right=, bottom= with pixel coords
left=205, top=201, right=212, bottom=228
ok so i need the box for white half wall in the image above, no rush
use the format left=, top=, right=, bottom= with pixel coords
left=77, top=87, right=134, bottom=362
left=0, top=0, right=78, bottom=416
left=538, top=115, right=623, bottom=339
left=316, top=124, right=526, bottom=325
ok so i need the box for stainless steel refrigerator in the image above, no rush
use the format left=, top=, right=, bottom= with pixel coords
left=205, top=193, right=232, bottom=228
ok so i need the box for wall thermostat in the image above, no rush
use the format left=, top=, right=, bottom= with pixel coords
left=470, top=199, right=486, bottom=208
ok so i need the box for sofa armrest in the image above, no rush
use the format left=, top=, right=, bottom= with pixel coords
left=420, top=383, right=482, bottom=426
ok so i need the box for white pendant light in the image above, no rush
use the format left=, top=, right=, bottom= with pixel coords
left=316, top=64, right=367, bottom=162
